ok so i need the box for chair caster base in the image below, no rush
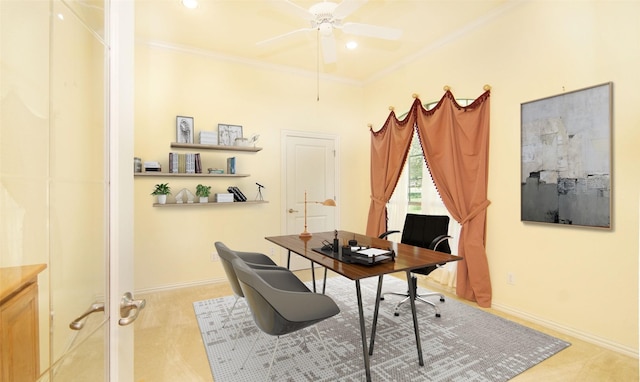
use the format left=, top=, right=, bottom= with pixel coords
left=440, top=298, right=445, bottom=302
left=380, top=297, right=385, bottom=301
left=435, top=313, right=441, bottom=318
left=394, top=312, right=399, bottom=317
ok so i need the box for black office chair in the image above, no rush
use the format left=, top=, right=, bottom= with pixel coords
left=232, top=258, right=340, bottom=380
left=379, top=214, right=452, bottom=318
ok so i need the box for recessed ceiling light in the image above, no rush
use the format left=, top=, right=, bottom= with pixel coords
left=181, top=0, right=199, bottom=9
left=346, top=41, right=358, bottom=50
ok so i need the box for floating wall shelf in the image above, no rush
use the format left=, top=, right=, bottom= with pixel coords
left=153, top=201, right=268, bottom=207
left=135, top=173, right=249, bottom=178
left=170, top=143, right=262, bottom=152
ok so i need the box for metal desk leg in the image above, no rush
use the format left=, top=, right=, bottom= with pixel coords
left=407, top=271, right=424, bottom=366
left=355, top=280, right=372, bottom=382
left=322, top=267, right=328, bottom=294
left=368, top=275, right=384, bottom=355
left=288, top=251, right=319, bottom=293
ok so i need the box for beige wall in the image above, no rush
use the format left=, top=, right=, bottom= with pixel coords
left=133, top=1, right=638, bottom=357
left=134, top=45, right=370, bottom=290
left=363, top=1, right=639, bottom=356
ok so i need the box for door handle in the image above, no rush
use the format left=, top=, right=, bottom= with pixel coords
left=69, top=302, right=105, bottom=330
left=119, top=292, right=146, bottom=326
left=288, top=208, right=299, bottom=213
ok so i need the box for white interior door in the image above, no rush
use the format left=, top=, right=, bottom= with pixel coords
left=282, top=131, right=338, bottom=270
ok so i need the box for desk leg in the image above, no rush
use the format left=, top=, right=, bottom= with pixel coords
left=368, top=275, right=384, bottom=356
left=287, top=250, right=291, bottom=269
left=407, top=271, right=424, bottom=366
left=310, top=261, right=316, bottom=293
left=355, top=280, right=372, bottom=382
left=322, top=268, right=328, bottom=294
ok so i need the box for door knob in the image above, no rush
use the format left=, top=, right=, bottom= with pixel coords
left=288, top=208, right=299, bottom=213
left=69, top=302, right=105, bottom=330
left=119, top=292, right=146, bottom=326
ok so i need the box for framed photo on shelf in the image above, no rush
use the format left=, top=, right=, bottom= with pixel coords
left=176, top=116, right=194, bottom=144
left=218, top=124, right=243, bottom=146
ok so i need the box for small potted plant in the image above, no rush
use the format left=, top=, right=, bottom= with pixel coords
left=151, top=183, right=171, bottom=205
left=195, top=184, right=211, bottom=203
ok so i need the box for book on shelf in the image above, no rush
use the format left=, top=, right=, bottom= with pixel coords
left=227, top=186, right=247, bottom=202
left=169, top=152, right=179, bottom=173
left=186, top=153, right=195, bottom=174
left=226, top=157, right=236, bottom=175
left=180, top=154, right=186, bottom=173
left=199, top=131, right=218, bottom=145
left=167, top=153, right=201, bottom=173
left=215, top=193, right=234, bottom=203
left=144, top=161, right=161, bottom=172
left=195, top=153, right=202, bottom=174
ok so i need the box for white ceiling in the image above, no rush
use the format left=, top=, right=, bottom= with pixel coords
left=134, top=0, right=512, bottom=84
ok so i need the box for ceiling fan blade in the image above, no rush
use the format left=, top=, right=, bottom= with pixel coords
left=334, top=0, right=368, bottom=19
left=320, top=34, right=337, bottom=64
left=256, top=27, right=314, bottom=46
left=272, top=0, right=314, bottom=21
left=342, top=22, right=403, bottom=40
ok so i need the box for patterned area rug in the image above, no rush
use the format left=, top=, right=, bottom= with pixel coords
left=194, top=276, right=569, bottom=381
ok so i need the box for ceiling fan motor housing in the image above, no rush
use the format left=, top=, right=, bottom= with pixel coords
left=256, top=0, right=402, bottom=64
left=309, top=1, right=340, bottom=30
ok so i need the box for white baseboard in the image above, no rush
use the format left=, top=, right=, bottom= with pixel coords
left=135, top=277, right=226, bottom=295
left=492, top=302, right=638, bottom=359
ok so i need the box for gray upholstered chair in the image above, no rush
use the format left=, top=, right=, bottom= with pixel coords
left=215, top=242, right=279, bottom=330
left=379, top=214, right=452, bottom=317
left=232, top=258, right=340, bottom=380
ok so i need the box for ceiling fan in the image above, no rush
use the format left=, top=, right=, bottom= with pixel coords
left=258, top=0, right=403, bottom=64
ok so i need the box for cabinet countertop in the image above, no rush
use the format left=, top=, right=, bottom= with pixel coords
left=0, top=264, right=47, bottom=304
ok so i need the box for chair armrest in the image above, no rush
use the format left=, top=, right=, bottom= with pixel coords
left=236, top=251, right=277, bottom=266
left=261, top=287, right=340, bottom=322
left=254, top=267, right=310, bottom=293
left=233, top=258, right=340, bottom=323
left=378, top=230, right=400, bottom=239
left=429, top=235, right=452, bottom=251
left=247, top=263, right=285, bottom=271
left=429, top=234, right=453, bottom=268
left=252, top=269, right=339, bottom=322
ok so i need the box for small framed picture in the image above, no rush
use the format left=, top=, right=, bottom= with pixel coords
left=218, top=124, right=243, bottom=146
left=176, top=116, right=194, bottom=143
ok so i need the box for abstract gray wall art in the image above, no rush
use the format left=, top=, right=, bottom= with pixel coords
left=521, top=83, right=612, bottom=228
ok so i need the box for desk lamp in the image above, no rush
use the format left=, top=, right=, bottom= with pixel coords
left=299, top=190, right=336, bottom=238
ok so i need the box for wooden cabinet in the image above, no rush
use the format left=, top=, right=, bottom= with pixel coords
left=0, top=264, right=46, bottom=382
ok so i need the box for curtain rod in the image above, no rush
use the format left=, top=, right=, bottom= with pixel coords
left=368, top=85, right=492, bottom=128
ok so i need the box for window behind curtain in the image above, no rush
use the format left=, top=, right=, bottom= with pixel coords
left=386, top=99, right=473, bottom=287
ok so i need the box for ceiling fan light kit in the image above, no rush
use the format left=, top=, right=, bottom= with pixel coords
left=181, top=0, right=198, bottom=10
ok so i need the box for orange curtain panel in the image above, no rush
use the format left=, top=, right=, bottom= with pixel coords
left=367, top=90, right=492, bottom=307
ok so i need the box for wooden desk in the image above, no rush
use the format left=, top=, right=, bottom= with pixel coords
left=266, top=231, right=462, bottom=382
